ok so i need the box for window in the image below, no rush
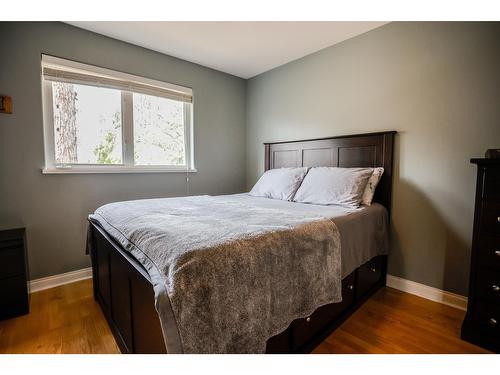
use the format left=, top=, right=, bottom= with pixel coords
left=41, top=55, right=194, bottom=173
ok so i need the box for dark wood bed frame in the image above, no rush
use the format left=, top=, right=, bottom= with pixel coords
left=88, top=131, right=396, bottom=354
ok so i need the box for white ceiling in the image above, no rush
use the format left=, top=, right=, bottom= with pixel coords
left=66, top=22, right=388, bottom=79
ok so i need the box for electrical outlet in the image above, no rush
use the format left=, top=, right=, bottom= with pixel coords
left=0, top=95, right=12, bottom=114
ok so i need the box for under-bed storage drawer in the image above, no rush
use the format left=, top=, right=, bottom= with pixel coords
left=291, top=272, right=355, bottom=351
left=265, top=327, right=292, bottom=354
left=356, top=256, right=383, bottom=298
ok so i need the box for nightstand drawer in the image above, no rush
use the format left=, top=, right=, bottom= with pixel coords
left=477, top=235, right=500, bottom=269
left=0, top=275, right=29, bottom=320
left=470, top=300, right=500, bottom=339
left=481, top=201, right=500, bottom=235
left=0, top=239, right=23, bottom=250
left=476, top=268, right=500, bottom=303
left=0, top=245, right=25, bottom=279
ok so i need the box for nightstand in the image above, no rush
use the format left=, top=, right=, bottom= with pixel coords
left=0, top=227, right=29, bottom=320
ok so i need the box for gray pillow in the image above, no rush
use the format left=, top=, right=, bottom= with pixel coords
left=293, top=167, right=374, bottom=208
left=361, top=167, right=384, bottom=206
left=249, top=167, right=309, bottom=201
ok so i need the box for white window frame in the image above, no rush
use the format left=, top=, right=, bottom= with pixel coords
left=41, top=55, right=196, bottom=174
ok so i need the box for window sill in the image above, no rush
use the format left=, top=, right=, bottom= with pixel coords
left=42, top=167, right=198, bottom=174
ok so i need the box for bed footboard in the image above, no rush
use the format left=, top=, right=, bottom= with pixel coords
left=89, top=222, right=167, bottom=354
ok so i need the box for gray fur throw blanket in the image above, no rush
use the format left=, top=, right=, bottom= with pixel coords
left=88, top=195, right=342, bottom=353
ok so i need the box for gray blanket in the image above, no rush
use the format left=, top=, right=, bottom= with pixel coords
left=88, top=195, right=342, bottom=353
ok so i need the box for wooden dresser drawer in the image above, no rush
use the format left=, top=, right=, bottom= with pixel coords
left=0, top=245, right=26, bottom=279
left=470, top=300, right=500, bottom=339
left=476, top=268, right=500, bottom=303
left=356, top=256, right=383, bottom=298
left=483, top=168, right=500, bottom=200
left=292, top=272, right=355, bottom=351
left=477, top=235, right=500, bottom=269
left=481, top=201, right=500, bottom=235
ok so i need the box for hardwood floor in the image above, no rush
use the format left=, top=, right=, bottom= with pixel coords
left=314, top=287, right=489, bottom=354
left=0, top=280, right=489, bottom=354
left=0, top=279, right=120, bottom=354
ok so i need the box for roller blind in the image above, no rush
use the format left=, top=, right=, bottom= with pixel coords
left=42, top=57, right=193, bottom=103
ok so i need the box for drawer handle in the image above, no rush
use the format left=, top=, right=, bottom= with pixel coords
left=489, top=318, right=497, bottom=326
left=348, top=284, right=354, bottom=291
left=492, top=285, right=500, bottom=293
left=306, top=317, right=311, bottom=323
left=495, top=250, right=500, bottom=257
left=370, top=267, right=377, bottom=273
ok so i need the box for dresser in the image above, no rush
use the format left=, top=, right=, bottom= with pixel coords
left=0, top=227, right=30, bottom=320
left=462, top=159, right=500, bottom=352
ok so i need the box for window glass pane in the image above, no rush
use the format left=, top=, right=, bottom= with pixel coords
left=52, top=82, right=122, bottom=164
left=133, top=93, right=185, bottom=166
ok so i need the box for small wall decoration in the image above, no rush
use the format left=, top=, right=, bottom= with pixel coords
left=0, top=95, right=12, bottom=114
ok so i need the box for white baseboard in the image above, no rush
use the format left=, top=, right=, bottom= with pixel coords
left=29, top=267, right=93, bottom=293
left=386, top=274, right=468, bottom=311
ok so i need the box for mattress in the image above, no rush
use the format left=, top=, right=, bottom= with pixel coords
left=217, top=193, right=389, bottom=278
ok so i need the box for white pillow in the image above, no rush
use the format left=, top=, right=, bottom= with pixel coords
left=249, top=167, right=309, bottom=201
left=361, top=167, right=384, bottom=206
left=293, top=167, right=374, bottom=208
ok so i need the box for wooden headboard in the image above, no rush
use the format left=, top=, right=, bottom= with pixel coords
left=264, top=131, right=396, bottom=213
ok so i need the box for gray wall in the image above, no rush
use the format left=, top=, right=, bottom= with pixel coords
left=246, top=22, right=500, bottom=295
left=0, top=22, right=247, bottom=279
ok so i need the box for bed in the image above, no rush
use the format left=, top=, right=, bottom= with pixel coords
left=87, top=131, right=396, bottom=354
